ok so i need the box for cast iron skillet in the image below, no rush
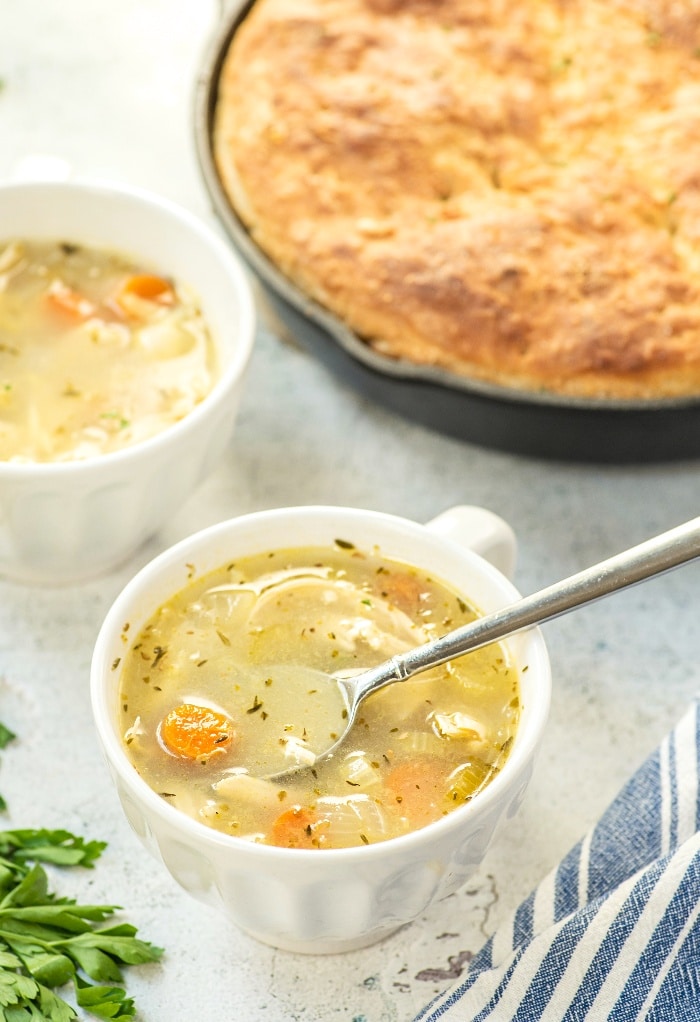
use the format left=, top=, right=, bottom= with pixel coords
left=194, top=0, right=700, bottom=463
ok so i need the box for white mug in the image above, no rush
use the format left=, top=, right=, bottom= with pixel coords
left=0, top=180, right=254, bottom=583
left=91, top=504, right=551, bottom=953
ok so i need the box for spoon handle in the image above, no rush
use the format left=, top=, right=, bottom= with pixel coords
left=351, top=516, right=700, bottom=703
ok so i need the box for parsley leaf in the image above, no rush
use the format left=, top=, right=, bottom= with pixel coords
left=0, top=728, right=162, bottom=1018
left=0, top=832, right=106, bottom=870
left=0, top=726, right=15, bottom=753
left=0, top=724, right=16, bottom=812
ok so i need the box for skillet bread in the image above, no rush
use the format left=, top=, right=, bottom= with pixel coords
left=213, top=0, right=700, bottom=399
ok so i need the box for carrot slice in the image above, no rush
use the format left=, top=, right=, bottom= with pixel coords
left=43, top=281, right=96, bottom=323
left=384, top=757, right=446, bottom=826
left=270, top=806, right=321, bottom=849
left=159, top=703, right=234, bottom=761
left=119, top=274, right=175, bottom=305
left=376, top=571, right=425, bottom=613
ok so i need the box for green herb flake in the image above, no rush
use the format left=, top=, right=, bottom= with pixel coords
left=334, top=538, right=355, bottom=550
left=551, top=54, right=573, bottom=74
left=246, top=695, right=263, bottom=715
left=99, top=411, right=130, bottom=429
left=151, top=646, right=167, bottom=668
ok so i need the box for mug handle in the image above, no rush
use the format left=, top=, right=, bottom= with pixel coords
left=425, top=505, right=517, bottom=580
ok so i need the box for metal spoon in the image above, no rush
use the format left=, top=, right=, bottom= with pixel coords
left=268, top=515, right=700, bottom=779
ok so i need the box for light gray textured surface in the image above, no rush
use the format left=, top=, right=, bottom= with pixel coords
left=0, top=3, right=698, bottom=1019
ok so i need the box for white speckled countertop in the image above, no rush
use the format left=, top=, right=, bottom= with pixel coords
left=0, top=3, right=698, bottom=1019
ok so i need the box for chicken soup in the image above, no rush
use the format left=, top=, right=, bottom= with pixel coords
left=0, top=239, right=217, bottom=462
left=119, top=543, right=520, bottom=849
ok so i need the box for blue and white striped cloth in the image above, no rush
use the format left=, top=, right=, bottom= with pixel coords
left=415, top=699, right=700, bottom=1021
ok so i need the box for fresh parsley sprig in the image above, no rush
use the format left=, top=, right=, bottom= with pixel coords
left=0, top=722, right=163, bottom=1020
left=0, top=829, right=163, bottom=1020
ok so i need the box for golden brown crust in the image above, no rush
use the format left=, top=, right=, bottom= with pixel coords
left=213, top=0, right=700, bottom=399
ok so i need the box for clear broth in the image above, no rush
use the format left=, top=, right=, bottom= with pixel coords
left=119, top=543, right=521, bottom=849
left=0, top=239, right=217, bottom=462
